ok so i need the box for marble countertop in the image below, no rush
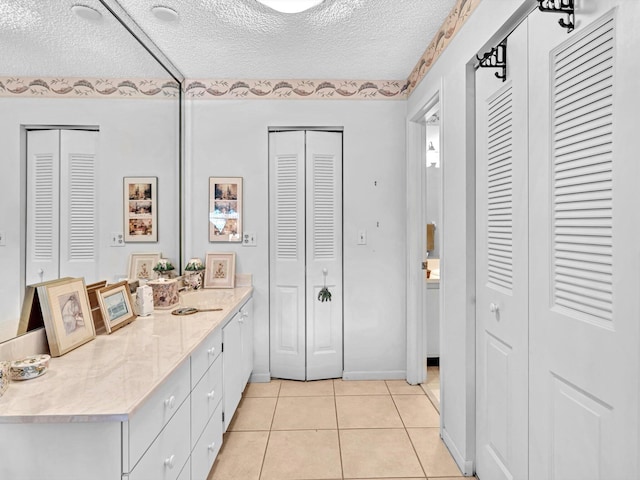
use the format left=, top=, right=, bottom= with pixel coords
left=0, top=287, right=252, bottom=424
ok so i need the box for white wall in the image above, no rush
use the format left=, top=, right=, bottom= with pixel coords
left=0, top=97, right=180, bottom=342
left=406, top=0, right=533, bottom=473
left=185, top=99, right=407, bottom=381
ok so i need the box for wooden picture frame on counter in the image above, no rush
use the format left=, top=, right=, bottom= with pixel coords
left=96, top=281, right=137, bottom=334
left=86, top=280, right=108, bottom=334
left=209, top=177, right=242, bottom=242
left=204, top=252, right=236, bottom=289
left=124, top=176, right=158, bottom=242
left=38, top=277, right=96, bottom=357
left=128, top=252, right=161, bottom=281
left=18, top=277, right=73, bottom=336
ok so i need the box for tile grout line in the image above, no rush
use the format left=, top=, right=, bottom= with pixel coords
left=389, top=386, right=429, bottom=479
left=332, top=379, right=346, bottom=480
left=256, top=381, right=281, bottom=480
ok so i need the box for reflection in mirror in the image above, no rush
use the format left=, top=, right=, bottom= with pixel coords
left=0, top=0, right=181, bottom=343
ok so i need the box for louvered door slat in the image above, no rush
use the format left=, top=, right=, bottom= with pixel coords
left=67, top=154, right=96, bottom=261
left=552, top=16, right=615, bottom=321
left=32, top=154, right=55, bottom=260
left=486, top=83, right=514, bottom=291
left=312, top=154, right=336, bottom=260
left=276, top=155, right=299, bottom=260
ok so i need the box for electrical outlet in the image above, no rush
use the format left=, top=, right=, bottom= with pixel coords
left=0, top=231, right=5, bottom=246
left=242, top=232, right=257, bottom=247
left=111, top=232, right=125, bottom=247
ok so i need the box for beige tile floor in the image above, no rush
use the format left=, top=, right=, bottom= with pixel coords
left=422, top=366, right=440, bottom=413
left=208, top=378, right=473, bottom=480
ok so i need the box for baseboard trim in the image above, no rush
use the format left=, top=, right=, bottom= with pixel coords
left=442, top=427, right=474, bottom=476
left=342, top=370, right=406, bottom=381
left=249, top=372, right=271, bottom=383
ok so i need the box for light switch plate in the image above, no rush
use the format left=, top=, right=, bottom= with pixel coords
left=357, top=229, right=367, bottom=245
left=243, top=232, right=257, bottom=247
left=111, top=232, right=125, bottom=247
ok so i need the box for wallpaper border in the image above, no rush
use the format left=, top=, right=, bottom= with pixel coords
left=0, top=77, right=180, bottom=99
left=1, top=0, right=480, bottom=101
left=183, top=79, right=408, bottom=100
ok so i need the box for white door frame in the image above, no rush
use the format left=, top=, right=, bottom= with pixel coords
left=406, top=89, right=441, bottom=387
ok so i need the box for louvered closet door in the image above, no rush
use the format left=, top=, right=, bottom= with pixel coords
left=305, top=131, right=342, bottom=381
left=475, top=20, right=528, bottom=480
left=26, top=130, right=61, bottom=284
left=528, top=4, right=640, bottom=477
left=269, top=130, right=343, bottom=381
left=270, top=131, right=307, bottom=381
left=26, top=130, right=98, bottom=285
left=59, top=130, right=98, bottom=280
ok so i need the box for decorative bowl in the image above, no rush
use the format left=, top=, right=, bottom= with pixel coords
left=10, top=354, right=50, bottom=381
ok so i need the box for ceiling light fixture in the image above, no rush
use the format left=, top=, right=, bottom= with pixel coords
left=255, top=0, right=325, bottom=14
left=151, top=6, right=179, bottom=22
left=71, top=4, right=103, bottom=21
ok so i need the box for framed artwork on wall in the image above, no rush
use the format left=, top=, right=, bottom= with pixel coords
left=128, top=252, right=161, bottom=281
left=37, top=278, right=96, bottom=357
left=209, top=177, right=242, bottom=242
left=204, top=252, right=236, bottom=289
left=96, top=281, right=137, bottom=334
left=124, top=176, right=158, bottom=242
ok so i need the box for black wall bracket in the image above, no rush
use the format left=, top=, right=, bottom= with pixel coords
left=538, top=0, right=574, bottom=32
left=477, top=40, right=507, bottom=82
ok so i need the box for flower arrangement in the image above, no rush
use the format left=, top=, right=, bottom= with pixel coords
left=184, top=258, right=205, bottom=271
left=153, top=259, right=175, bottom=273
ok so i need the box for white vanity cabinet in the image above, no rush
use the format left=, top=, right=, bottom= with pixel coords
left=222, top=309, right=242, bottom=431
left=240, top=297, right=254, bottom=386
left=223, top=297, right=254, bottom=431
left=0, top=288, right=253, bottom=480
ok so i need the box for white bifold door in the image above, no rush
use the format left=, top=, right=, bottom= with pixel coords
left=475, top=19, right=529, bottom=480
left=528, top=3, right=640, bottom=478
left=26, top=129, right=98, bottom=285
left=476, top=2, right=640, bottom=479
left=269, top=130, right=343, bottom=381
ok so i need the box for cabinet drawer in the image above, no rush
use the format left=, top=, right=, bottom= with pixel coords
left=191, top=327, right=222, bottom=386
left=127, top=359, right=190, bottom=470
left=128, top=398, right=190, bottom=480
left=191, top=403, right=223, bottom=480
left=191, top=354, right=223, bottom=446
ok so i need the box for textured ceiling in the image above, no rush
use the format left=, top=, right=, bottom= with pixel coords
left=1, top=0, right=170, bottom=78
left=2, top=0, right=458, bottom=82
left=115, top=0, right=458, bottom=79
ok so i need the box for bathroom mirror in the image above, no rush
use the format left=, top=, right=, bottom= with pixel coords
left=0, top=0, right=182, bottom=343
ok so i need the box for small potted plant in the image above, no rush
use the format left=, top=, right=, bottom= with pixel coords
left=184, top=258, right=205, bottom=290
left=153, top=259, right=175, bottom=280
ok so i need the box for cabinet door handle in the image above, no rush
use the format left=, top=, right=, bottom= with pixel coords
left=207, top=347, right=216, bottom=355
left=164, top=454, right=175, bottom=469
left=490, top=302, right=500, bottom=313
left=207, top=390, right=215, bottom=399
left=207, top=442, right=216, bottom=452
left=164, top=395, right=176, bottom=409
